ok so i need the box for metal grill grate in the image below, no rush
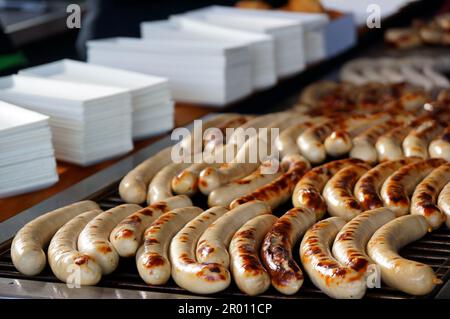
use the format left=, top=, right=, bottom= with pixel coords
left=1, top=182, right=449, bottom=299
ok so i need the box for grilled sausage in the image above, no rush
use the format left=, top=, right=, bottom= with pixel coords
left=292, top=158, right=364, bottom=219
left=199, top=115, right=294, bottom=196
left=437, top=182, right=450, bottom=228
left=110, top=195, right=192, bottom=257
left=48, top=209, right=103, bottom=285
left=367, top=215, right=441, bottom=295
left=332, top=208, right=396, bottom=274
left=300, top=217, right=367, bottom=299
left=229, top=158, right=310, bottom=210
left=324, top=113, right=390, bottom=157
left=119, top=147, right=173, bottom=204
left=355, top=158, right=419, bottom=210
left=385, top=28, right=422, bottom=50
left=11, top=200, right=100, bottom=276
left=180, top=113, right=243, bottom=155
left=376, top=125, right=409, bottom=161
left=171, top=162, right=223, bottom=196
left=208, top=162, right=282, bottom=207
left=297, top=120, right=336, bottom=164
left=261, top=207, right=316, bottom=295
left=198, top=163, right=260, bottom=196
left=196, top=201, right=271, bottom=268
left=229, top=214, right=278, bottom=296
left=136, top=207, right=203, bottom=285
left=429, top=126, right=450, bottom=161
left=204, top=115, right=249, bottom=145
left=147, top=162, right=189, bottom=204
left=227, top=113, right=284, bottom=146
left=411, top=163, right=450, bottom=229
left=299, top=81, right=340, bottom=106
left=170, top=207, right=230, bottom=294
left=375, top=116, right=428, bottom=161
left=323, top=163, right=372, bottom=221
left=121, top=114, right=241, bottom=203
left=275, top=116, right=327, bottom=158
left=275, top=121, right=312, bottom=158
left=350, top=121, right=399, bottom=163
left=172, top=116, right=250, bottom=196
left=78, top=204, right=142, bottom=274
left=403, top=119, right=444, bottom=159
left=381, top=158, right=447, bottom=216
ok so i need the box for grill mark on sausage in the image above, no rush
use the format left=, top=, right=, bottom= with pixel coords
left=74, top=255, right=89, bottom=266
left=115, top=229, right=134, bottom=239
left=262, top=209, right=307, bottom=287
left=233, top=161, right=309, bottom=206
left=143, top=253, right=165, bottom=268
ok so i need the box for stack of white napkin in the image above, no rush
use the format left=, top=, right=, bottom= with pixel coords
left=20, top=59, right=173, bottom=139
left=0, top=101, right=58, bottom=198
left=0, top=75, right=133, bottom=166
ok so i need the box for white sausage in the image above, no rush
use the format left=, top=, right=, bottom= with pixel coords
left=119, top=147, right=173, bottom=204
left=147, top=162, right=189, bottom=204
left=411, top=163, right=450, bottom=229
left=230, top=158, right=310, bottom=210
left=78, top=204, right=142, bottom=274
left=402, top=119, right=444, bottom=159
left=227, top=113, right=283, bottom=146
left=323, top=163, right=371, bottom=221
left=297, top=120, right=336, bottom=164
left=292, top=158, right=365, bottom=220
left=11, top=200, right=99, bottom=276
left=136, top=206, right=203, bottom=285
left=172, top=116, right=249, bottom=196
left=110, top=195, right=192, bottom=257
left=198, top=116, right=292, bottom=195
left=355, top=158, right=419, bottom=210
left=171, top=162, right=222, bottom=196
left=367, top=215, right=441, bottom=295
left=381, top=158, right=447, bottom=216
left=324, top=113, right=390, bottom=157
left=300, top=217, right=367, bottom=299
left=208, top=162, right=282, bottom=207
left=429, top=126, right=450, bottom=161
left=180, top=113, right=243, bottom=156
left=261, top=207, right=316, bottom=295
left=229, top=214, right=278, bottom=296
left=350, top=121, right=399, bottom=163
left=332, top=208, right=395, bottom=273
left=198, top=163, right=260, bottom=196
left=170, top=207, right=230, bottom=294
left=275, top=116, right=327, bottom=158
left=437, top=182, right=450, bottom=228
left=196, top=201, right=271, bottom=268
left=375, top=116, right=428, bottom=161
left=48, top=209, right=103, bottom=285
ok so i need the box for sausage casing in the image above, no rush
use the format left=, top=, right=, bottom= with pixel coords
left=261, top=207, right=316, bottom=295
left=381, top=158, right=447, bottom=216
left=411, top=163, right=450, bottom=229
left=292, top=158, right=365, bottom=220
left=48, top=209, right=103, bottom=285
left=11, top=200, right=99, bottom=276
left=196, top=201, right=271, bottom=268
left=229, top=214, right=278, bottom=296
left=170, top=207, right=230, bottom=294
left=110, top=195, right=192, bottom=257
left=367, top=215, right=440, bottom=295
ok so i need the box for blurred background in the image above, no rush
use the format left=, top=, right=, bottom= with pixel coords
left=0, top=0, right=297, bottom=75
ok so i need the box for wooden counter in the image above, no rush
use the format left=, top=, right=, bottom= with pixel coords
left=0, top=104, right=214, bottom=222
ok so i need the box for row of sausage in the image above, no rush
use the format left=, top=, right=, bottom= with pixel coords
left=10, top=157, right=450, bottom=298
